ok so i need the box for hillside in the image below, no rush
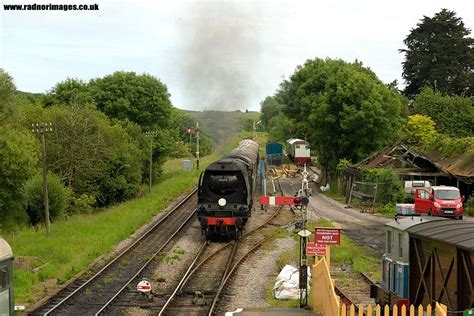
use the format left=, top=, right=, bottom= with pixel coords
left=182, top=109, right=260, bottom=154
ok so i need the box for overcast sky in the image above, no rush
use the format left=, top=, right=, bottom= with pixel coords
left=1, top=0, right=473, bottom=111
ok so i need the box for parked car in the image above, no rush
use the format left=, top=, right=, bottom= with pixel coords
left=414, top=186, right=464, bottom=219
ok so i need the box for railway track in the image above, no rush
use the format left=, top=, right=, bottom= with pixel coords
left=109, top=204, right=285, bottom=315
left=30, top=189, right=198, bottom=316
left=334, top=270, right=376, bottom=314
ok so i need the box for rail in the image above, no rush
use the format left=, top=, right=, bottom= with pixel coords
left=40, top=188, right=197, bottom=315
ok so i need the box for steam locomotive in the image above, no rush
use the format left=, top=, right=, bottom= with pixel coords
left=197, top=139, right=259, bottom=239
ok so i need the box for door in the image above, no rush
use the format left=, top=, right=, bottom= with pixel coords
left=415, top=189, right=430, bottom=213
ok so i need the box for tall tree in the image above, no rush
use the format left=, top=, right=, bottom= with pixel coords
left=280, top=58, right=407, bottom=174
left=42, top=78, right=92, bottom=107
left=89, top=71, right=173, bottom=129
left=259, top=96, right=284, bottom=129
left=0, top=69, right=17, bottom=118
left=400, top=9, right=474, bottom=97
left=412, top=87, right=474, bottom=137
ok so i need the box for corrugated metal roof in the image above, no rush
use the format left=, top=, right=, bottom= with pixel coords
left=406, top=220, right=474, bottom=251
left=386, top=216, right=446, bottom=231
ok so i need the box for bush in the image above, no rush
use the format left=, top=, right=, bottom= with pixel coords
left=465, top=198, right=474, bottom=217
left=362, top=168, right=405, bottom=204
left=380, top=202, right=396, bottom=215
left=69, top=194, right=96, bottom=214
left=24, top=172, right=71, bottom=225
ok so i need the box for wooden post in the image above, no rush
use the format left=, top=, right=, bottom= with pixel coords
left=41, top=133, right=51, bottom=235
left=348, top=181, right=354, bottom=207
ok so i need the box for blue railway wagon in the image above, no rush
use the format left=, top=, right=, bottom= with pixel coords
left=265, top=142, right=283, bottom=166
left=0, top=237, right=14, bottom=316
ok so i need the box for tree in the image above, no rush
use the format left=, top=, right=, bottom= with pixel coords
left=260, top=96, right=284, bottom=129
left=21, top=104, right=146, bottom=207
left=280, top=58, right=407, bottom=174
left=24, top=172, right=71, bottom=225
left=402, top=114, right=438, bottom=147
left=400, top=9, right=474, bottom=97
left=0, top=125, right=39, bottom=228
left=0, top=69, right=17, bottom=119
left=42, top=78, right=92, bottom=107
left=413, top=88, right=474, bottom=137
left=89, top=71, right=173, bottom=129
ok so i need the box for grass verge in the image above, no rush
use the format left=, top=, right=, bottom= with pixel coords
left=5, top=154, right=217, bottom=305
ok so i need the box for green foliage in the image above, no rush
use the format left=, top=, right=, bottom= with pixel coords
left=0, top=125, right=39, bottom=228
left=401, top=9, right=474, bottom=96
left=0, top=68, right=17, bottom=118
left=402, top=114, right=438, bottom=147
left=430, top=134, right=474, bottom=157
left=267, top=114, right=296, bottom=143
left=279, top=58, right=407, bottom=172
left=380, top=202, right=397, bottom=215
left=362, top=168, right=405, bottom=204
left=24, top=172, right=72, bottom=224
left=260, top=96, right=284, bottom=128
left=89, top=71, right=173, bottom=129
left=20, top=104, right=145, bottom=208
left=6, top=155, right=216, bottom=304
left=412, top=88, right=474, bottom=137
left=42, top=78, right=92, bottom=107
left=69, top=194, right=96, bottom=214
left=336, top=159, right=351, bottom=175
left=465, top=198, right=474, bottom=216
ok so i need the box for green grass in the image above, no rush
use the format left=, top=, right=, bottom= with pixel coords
left=5, top=154, right=218, bottom=304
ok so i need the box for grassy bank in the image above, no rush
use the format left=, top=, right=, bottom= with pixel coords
left=5, top=154, right=217, bottom=304
left=266, top=218, right=380, bottom=308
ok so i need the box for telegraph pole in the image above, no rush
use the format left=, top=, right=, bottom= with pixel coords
left=31, top=122, right=53, bottom=234
left=145, top=131, right=156, bottom=192
left=196, top=122, right=200, bottom=170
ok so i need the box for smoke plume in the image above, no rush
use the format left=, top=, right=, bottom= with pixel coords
left=178, top=2, right=263, bottom=111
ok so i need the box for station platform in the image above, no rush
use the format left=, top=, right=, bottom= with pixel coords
left=225, top=307, right=317, bottom=315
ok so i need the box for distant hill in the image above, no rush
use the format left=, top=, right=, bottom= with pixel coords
left=16, top=90, right=43, bottom=102
left=182, top=109, right=260, bottom=154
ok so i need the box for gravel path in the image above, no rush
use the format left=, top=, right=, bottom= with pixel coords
left=221, top=236, right=296, bottom=311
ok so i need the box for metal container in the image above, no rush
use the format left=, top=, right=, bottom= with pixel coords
left=182, top=159, right=192, bottom=171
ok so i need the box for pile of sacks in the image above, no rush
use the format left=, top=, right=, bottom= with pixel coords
left=272, top=264, right=311, bottom=300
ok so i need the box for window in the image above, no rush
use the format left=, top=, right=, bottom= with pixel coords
left=0, top=268, right=7, bottom=291
left=398, top=233, right=403, bottom=257
left=434, top=190, right=460, bottom=200
left=387, top=231, right=392, bottom=253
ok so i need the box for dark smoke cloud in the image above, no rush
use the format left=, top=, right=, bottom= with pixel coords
left=178, top=1, right=263, bottom=111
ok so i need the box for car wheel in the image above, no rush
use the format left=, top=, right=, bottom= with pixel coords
left=428, top=212, right=432, bottom=216
left=458, top=216, right=463, bottom=220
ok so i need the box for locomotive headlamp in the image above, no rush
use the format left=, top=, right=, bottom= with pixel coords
left=218, top=198, right=227, bottom=207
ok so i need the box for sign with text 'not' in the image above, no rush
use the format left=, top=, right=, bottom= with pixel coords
left=315, top=227, right=341, bottom=245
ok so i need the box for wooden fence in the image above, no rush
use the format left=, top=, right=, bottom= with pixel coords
left=340, top=303, right=447, bottom=316
left=312, top=256, right=448, bottom=316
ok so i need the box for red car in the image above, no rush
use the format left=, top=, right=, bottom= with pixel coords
left=414, top=186, right=464, bottom=219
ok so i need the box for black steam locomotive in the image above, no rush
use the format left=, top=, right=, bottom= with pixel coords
left=197, top=139, right=259, bottom=239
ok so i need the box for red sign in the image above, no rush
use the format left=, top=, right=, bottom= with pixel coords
left=137, top=279, right=152, bottom=293
left=186, top=128, right=196, bottom=134
left=306, top=242, right=326, bottom=256
left=315, top=227, right=341, bottom=245
left=259, top=196, right=302, bottom=206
